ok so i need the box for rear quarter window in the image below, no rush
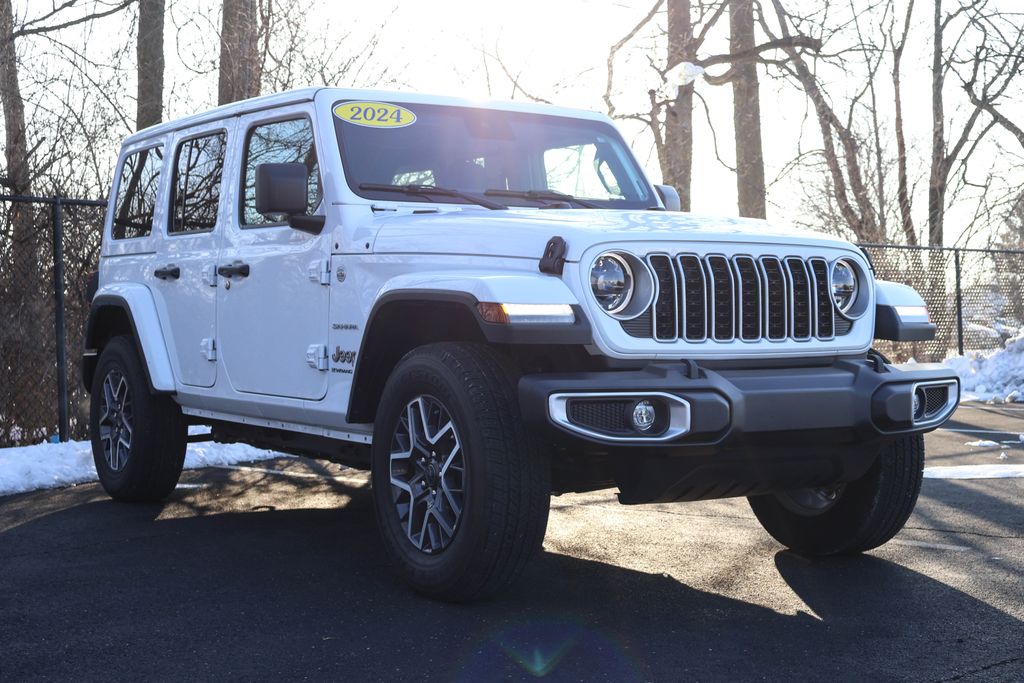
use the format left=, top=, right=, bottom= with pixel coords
left=111, top=146, right=163, bottom=240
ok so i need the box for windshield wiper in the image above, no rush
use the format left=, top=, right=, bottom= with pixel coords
left=483, top=188, right=599, bottom=209
left=359, top=183, right=506, bottom=210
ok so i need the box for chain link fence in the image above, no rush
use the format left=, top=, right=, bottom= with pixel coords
left=2, top=194, right=1022, bottom=448
left=1, top=195, right=106, bottom=448
left=861, top=244, right=1024, bottom=363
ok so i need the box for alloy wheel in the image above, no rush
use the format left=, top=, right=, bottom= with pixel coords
left=389, top=395, right=466, bottom=554
left=98, top=369, right=134, bottom=471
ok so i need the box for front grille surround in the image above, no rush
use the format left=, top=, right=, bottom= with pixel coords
left=606, top=247, right=869, bottom=349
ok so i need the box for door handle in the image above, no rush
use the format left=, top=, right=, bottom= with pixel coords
left=154, top=264, right=180, bottom=280
left=217, top=261, right=250, bottom=278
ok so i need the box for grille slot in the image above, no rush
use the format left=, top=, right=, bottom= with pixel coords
left=809, top=258, right=834, bottom=339
left=733, top=256, right=761, bottom=341
left=677, top=255, right=707, bottom=341
left=706, top=256, right=735, bottom=341
left=618, top=252, right=852, bottom=344
left=647, top=254, right=678, bottom=341
left=761, top=256, right=787, bottom=340
left=786, top=257, right=813, bottom=340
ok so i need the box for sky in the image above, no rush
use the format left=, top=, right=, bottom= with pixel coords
left=8, top=0, right=1024, bottom=245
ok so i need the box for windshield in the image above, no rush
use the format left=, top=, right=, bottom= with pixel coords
left=333, top=100, right=655, bottom=209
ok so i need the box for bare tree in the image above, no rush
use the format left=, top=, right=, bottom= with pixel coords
left=604, top=0, right=818, bottom=213
left=729, top=0, right=765, bottom=218
left=137, top=0, right=164, bottom=129
left=255, top=0, right=398, bottom=93
left=219, top=0, right=259, bottom=105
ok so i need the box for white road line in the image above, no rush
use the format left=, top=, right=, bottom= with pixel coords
left=924, top=464, right=1024, bottom=479
left=893, top=539, right=971, bottom=552
left=959, top=404, right=1024, bottom=412
left=938, top=427, right=1021, bottom=435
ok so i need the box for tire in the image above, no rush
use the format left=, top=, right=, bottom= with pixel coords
left=748, top=434, right=925, bottom=555
left=371, top=342, right=551, bottom=601
left=90, top=336, right=186, bottom=502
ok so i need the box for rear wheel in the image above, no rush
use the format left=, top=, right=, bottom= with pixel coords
left=90, top=336, right=186, bottom=502
left=371, top=342, right=550, bottom=602
left=748, top=434, right=924, bottom=555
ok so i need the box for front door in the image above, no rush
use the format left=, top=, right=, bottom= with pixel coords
left=217, top=108, right=330, bottom=401
left=152, top=123, right=231, bottom=388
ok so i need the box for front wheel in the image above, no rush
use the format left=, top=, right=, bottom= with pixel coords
left=748, top=434, right=924, bottom=555
left=371, top=342, right=551, bottom=602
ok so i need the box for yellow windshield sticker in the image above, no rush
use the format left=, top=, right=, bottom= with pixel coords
left=333, top=101, right=416, bottom=129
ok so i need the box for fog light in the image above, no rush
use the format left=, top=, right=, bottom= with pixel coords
left=631, top=400, right=656, bottom=432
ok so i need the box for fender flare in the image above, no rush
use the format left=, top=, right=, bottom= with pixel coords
left=84, top=285, right=176, bottom=394
left=873, top=280, right=936, bottom=342
left=346, top=275, right=590, bottom=423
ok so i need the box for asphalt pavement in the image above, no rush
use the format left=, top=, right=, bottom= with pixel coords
left=1, top=402, right=1022, bottom=681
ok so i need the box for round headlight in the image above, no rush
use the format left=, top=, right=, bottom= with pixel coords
left=831, top=259, right=858, bottom=314
left=591, top=252, right=633, bottom=314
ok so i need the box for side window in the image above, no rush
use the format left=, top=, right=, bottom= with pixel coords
left=112, top=146, right=163, bottom=240
left=241, top=118, right=321, bottom=226
left=170, top=131, right=227, bottom=234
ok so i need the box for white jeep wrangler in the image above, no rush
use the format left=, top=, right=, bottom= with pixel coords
left=85, top=88, right=959, bottom=601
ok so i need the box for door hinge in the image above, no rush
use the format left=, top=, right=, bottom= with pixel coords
left=306, top=343, right=328, bottom=371
left=200, top=337, right=217, bottom=361
left=202, top=264, right=218, bottom=287
left=308, top=258, right=331, bottom=285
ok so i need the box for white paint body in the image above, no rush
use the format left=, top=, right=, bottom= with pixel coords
left=95, top=88, right=889, bottom=442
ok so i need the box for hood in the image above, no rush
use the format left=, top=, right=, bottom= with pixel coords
left=370, top=208, right=857, bottom=261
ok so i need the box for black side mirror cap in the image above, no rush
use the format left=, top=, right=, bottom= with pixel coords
left=288, top=214, right=326, bottom=235
left=654, top=184, right=682, bottom=212
left=255, top=162, right=309, bottom=215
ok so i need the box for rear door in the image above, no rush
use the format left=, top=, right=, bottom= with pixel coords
left=151, top=122, right=231, bottom=388
left=216, top=107, right=330, bottom=401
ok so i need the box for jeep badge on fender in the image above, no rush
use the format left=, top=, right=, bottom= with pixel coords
left=83, top=88, right=958, bottom=602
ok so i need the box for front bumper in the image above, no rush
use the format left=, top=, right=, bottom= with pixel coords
left=519, top=358, right=959, bottom=503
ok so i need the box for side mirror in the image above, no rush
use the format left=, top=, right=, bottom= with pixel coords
left=654, top=184, right=682, bottom=212
left=255, top=162, right=325, bottom=235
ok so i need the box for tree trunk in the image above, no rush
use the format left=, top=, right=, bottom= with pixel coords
left=664, top=0, right=693, bottom=211
left=729, top=0, right=765, bottom=218
left=218, top=0, right=259, bottom=105
left=892, top=0, right=917, bottom=245
left=928, top=0, right=945, bottom=248
left=136, top=0, right=165, bottom=130
left=0, top=0, right=33, bottom=270
left=0, top=0, right=46, bottom=442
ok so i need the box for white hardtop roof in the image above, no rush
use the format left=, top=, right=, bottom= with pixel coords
left=123, top=87, right=611, bottom=146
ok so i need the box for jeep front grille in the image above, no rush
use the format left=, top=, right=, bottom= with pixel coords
left=626, top=253, right=846, bottom=343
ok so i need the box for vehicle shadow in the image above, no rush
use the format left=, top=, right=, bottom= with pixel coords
left=1, top=481, right=1021, bottom=681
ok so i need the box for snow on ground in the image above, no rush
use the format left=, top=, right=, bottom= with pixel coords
left=942, top=332, right=1024, bottom=402
left=0, top=428, right=279, bottom=497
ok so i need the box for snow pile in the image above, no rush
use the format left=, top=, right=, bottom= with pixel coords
left=943, top=333, right=1024, bottom=402
left=0, top=433, right=280, bottom=497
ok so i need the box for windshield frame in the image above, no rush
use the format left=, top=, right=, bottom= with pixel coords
left=332, top=100, right=657, bottom=209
